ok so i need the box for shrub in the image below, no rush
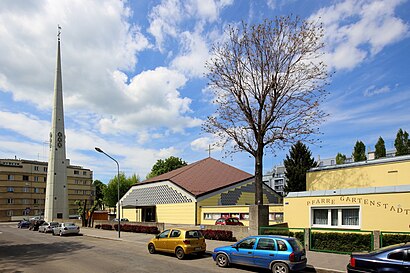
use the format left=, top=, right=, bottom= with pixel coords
left=202, top=229, right=235, bottom=241
left=113, top=224, right=159, bottom=234
left=382, top=234, right=410, bottom=247
left=311, top=231, right=372, bottom=253
left=101, top=224, right=113, bottom=230
left=262, top=229, right=305, bottom=246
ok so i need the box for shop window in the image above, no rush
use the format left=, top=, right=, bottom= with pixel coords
left=312, top=207, right=360, bottom=229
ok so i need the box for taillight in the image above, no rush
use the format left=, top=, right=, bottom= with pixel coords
left=183, top=240, right=190, bottom=245
left=289, top=252, right=295, bottom=262
left=350, top=257, right=356, bottom=267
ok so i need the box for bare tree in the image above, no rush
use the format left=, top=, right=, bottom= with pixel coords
left=204, top=16, right=329, bottom=205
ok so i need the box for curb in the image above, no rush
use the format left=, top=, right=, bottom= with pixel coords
left=306, top=265, right=345, bottom=273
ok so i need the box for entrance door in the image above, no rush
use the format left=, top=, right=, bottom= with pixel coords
left=142, top=207, right=156, bottom=222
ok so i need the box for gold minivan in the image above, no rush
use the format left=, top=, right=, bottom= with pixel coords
left=148, top=228, right=206, bottom=259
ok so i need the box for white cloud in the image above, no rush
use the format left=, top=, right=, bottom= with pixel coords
left=364, top=85, right=391, bottom=97
left=190, top=136, right=222, bottom=153
left=310, top=0, right=409, bottom=70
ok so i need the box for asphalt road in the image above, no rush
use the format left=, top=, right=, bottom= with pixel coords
left=0, top=224, right=319, bottom=273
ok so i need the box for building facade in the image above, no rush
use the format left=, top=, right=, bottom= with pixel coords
left=0, top=158, right=94, bottom=222
left=284, top=155, right=410, bottom=232
left=121, top=158, right=283, bottom=226
left=263, top=165, right=286, bottom=196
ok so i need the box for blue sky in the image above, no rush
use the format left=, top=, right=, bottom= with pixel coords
left=0, top=0, right=409, bottom=183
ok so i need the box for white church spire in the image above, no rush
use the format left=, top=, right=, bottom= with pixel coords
left=44, top=25, right=69, bottom=221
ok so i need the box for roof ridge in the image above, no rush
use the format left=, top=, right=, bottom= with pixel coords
left=166, top=158, right=207, bottom=181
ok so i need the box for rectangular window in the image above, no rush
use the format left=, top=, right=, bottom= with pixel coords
left=312, top=207, right=360, bottom=229
left=23, top=175, right=29, bottom=181
left=34, top=188, right=40, bottom=193
left=74, top=170, right=79, bottom=175
left=44, top=167, right=47, bottom=172
left=23, top=187, right=30, bottom=193
left=44, top=177, right=47, bottom=182
left=34, top=199, right=38, bottom=204
left=8, top=175, right=14, bottom=181
left=83, top=171, right=87, bottom=175
left=7, top=199, right=14, bottom=204
left=34, top=166, right=39, bottom=171
left=7, top=187, right=14, bottom=192
left=7, top=210, right=13, bottom=216
left=34, top=176, right=39, bottom=182
left=22, top=199, right=29, bottom=205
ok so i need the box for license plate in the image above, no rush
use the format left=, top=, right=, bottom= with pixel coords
left=195, top=247, right=202, bottom=251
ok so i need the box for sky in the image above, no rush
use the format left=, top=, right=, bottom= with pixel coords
left=0, top=0, right=409, bottom=183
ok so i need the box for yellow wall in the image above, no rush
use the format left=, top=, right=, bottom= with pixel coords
left=122, top=208, right=142, bottom=222
left=156, top=203, right=196, bottom=225
left=307, top=159, right=410, bottom=190
left=284, top=192, right=410, bottom=232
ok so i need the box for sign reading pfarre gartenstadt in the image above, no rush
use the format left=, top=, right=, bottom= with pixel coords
left=306, top=196, right=410, bottom=215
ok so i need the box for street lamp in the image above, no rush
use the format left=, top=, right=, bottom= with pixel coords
left=95, top=147, right=121, bottom=238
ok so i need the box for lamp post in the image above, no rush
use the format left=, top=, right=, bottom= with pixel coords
left=95, top=147, right=121, bottom=238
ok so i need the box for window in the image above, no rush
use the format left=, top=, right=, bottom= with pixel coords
left=7, top=210, right=13, bottom=216
left=388, top=251, right=404, bottom=261
left=269, top=212, right=284, bottom=222
left=22, top=199, right=29, bottom=205
left=312, top=207, right=360, bottom=229
left=44, top=177, right=47, bottom=182
left=237, top=238, right=256, bottom=249
left=34, top=166, right=39, bottom=171
left=8, top=175, right=14, bottom=181
left=170, top=230, right=181, bottom=238
left=23, top=187, right=30, bottom=193
left=7, top=199, right=14, bottom=204
left=34, top=188, right=40, bottom=193
left=277, top=240, right=288, bottom=251
left=44, top=167, right=47, bottom=172
left=23, top=175, right=29, bottom=181
left=7, top=187, right=14, bottom=192
left=74, top=170, right=79, bottom=175
left=83, top=171, right=87, bottom=175
left=256, top=238, right=276, bottom=250
left=34, top=176, right=39, bottom=182
left=158, top=229, right=170, bottom=238
left=34, top=199, right=38, bottom=204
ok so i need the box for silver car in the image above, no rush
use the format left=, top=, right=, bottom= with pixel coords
left=38, top=221, right=59, bottom=233
left=52, top=222, right=80, bottom=236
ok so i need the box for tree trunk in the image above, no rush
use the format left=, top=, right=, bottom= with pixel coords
left=254, top=147, right=264, bottom=205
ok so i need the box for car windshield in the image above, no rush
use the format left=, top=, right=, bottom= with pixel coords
left=185, top=230, right=203, bottom=238
left=66, top=223, right=75, bottom=226
left=288, top=239, right=304, bottom=252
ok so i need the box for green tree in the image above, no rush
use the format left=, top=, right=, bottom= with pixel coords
left=103, top=172, right=135, bottom=208
left=129, top=173, right=141, bottom=185
left=146, top=156, right=187, bottom=179
left=203, top=16, right=328, bottom=205
left=353, top=141, right=366, bottom=162
left=335, top=153, right=347, bottom=164
left=284, top=141, right=317, bottom=193
left=374, top=136, right=386, bottom=159
left=394, top=128, right=410, bottom=156
left=93, top=180, right=107, bottom=209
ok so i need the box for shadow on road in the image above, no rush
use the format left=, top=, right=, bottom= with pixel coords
left=0, top=241, right=93, bottom=268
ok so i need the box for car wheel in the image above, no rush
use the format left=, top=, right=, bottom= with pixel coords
left=216, top=253, right=229, bottom=267
left=272, top=262, right=289, bottom=273
left=148, top=244, right=156, bottom=254
left=175, top=247, right=185, bottom=260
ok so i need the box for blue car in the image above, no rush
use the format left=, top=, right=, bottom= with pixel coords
left=212, top=235, right=307, bottom=273
left=347, top=242, right=410, bottom=273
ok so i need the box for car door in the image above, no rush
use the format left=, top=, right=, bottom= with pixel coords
left=253, top=238, right=277, bottom=268
left=154, top=229, right=170, bottom=251
left=386, top=249, right=407, bottom=272
left=167, top=229, right=182, bottom=251
left=230, top=237, right=256, bottom=266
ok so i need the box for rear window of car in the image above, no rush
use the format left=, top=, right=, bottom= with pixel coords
left=185, top=230, right=203, bottom=238
left=288, top=239, right=304, bottom=252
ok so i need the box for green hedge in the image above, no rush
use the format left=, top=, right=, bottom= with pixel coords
left=381, top=234, right=410, bottom=247
left=261, top=229, right=305, bottom=246
left=311, top=231, right=371, bottom=253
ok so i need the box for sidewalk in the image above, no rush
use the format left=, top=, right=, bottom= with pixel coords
left=81, top=227, right=348, bottom=273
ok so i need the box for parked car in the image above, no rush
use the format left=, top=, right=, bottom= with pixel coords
left=213, top=235, right=307, bottom=273
left=215, top=217, right=244, bottom=226
left=112, top=218, right=129, bottom=222
left=347, top=242, right=410, bottom=273
left=148, top=228, right=206, bottom=259
left=17, top=219, right=30, bottom=228
left=29, top=219, right=45, bottom=231
left=38, top=221, right=59, bottom=233
left=52, top=222, right=80, bottom=236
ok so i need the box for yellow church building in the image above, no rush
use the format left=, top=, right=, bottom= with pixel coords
left=284, top=155, right=410, bottom=232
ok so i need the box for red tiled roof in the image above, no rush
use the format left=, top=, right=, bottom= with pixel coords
left=141, top=157, right=253, bottom=197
